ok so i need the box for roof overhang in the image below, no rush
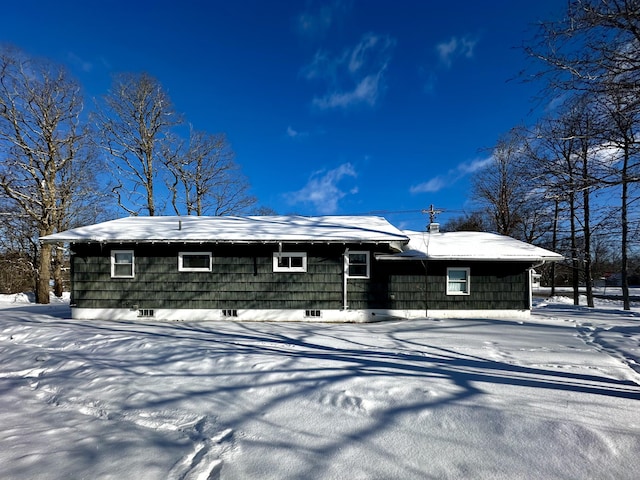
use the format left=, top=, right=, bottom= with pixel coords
left=375, top=253, right=563, bottom=262
left=376, top=230, right=564, bottom=263
left=40, top=215, right=409, bottom=250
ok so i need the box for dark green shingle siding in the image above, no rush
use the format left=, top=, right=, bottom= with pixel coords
left=70, top=243, right=532, bottom=312
left=363, top=261, right=530, bottom=311
left=71, top=243, right=351, bottom=310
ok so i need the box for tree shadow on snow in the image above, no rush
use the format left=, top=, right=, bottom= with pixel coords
left=4, top=308, right=640, bottom=479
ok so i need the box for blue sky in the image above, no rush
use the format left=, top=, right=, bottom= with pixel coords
left=4, top=0, right=563, bottom=230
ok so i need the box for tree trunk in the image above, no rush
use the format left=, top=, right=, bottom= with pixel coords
left=52, top=244, right=64, bottom=297
left=582, top=153, right=594, bottom=308
left=550, top=198, right=559, bottom=297
left=36, top=242, right=52, bottom=304
left=569, top=189, right=580, bottom=306
left=621, top=144, right=630, bottom=311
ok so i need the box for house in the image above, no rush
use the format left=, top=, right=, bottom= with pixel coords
left=375, top=224, right=563, bottom=319
left=40, top=216, right=562, bottom=322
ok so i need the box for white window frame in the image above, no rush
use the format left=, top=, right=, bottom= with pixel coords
left=111, top=250, right=135, bottom=278
left=273, top=252, right=307, bottom=273
left=447, top=267, right=470, bottom=295
left=346, top=251, right=370, bottom=279
left=178, top=252, right=213, bottom=272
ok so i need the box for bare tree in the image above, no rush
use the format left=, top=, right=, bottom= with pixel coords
left=531, top=104, right=585, bottom=305
left=528, top=0, right=640, bottom=95
left=528, top=0, right=640, bottom=309
left=473, top=127, right=546, bottom=239
left=94, top=72, right=180, bottom=216
left=596, top=89, right=640, bottom=310
left=442, top=211, right=487, bottom=232
left=163, top=128, right=256, bottom=216
left=0, top=46, right=91, bottom=303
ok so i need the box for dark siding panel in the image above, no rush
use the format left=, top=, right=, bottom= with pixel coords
left=70, top=243, right=532, bottom=313
left=369, top=261, right=529, bottom=312
left=71, top=243, right=360, bottom=310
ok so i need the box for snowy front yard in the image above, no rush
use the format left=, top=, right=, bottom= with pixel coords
left=1, top=295, right=639, bottom=479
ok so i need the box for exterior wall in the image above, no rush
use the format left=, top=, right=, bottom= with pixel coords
left=71, top=243, right=386, bottom=313
left=70, top=243, right=532, bottom=320
left=365, top=260, right=531, bottom=314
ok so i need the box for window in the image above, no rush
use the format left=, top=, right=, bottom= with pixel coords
left=273, top=252, right=307, bottom=272
left=447, top=267, right=470, bottom=295
left=347, top=251, right=370, bottom=278
left=178, top=252, right=212, bottom=272
left=111, top=250, right=134, bottom=278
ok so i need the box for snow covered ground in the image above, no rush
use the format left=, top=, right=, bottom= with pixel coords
left=1, top=292, right=639, bottom=479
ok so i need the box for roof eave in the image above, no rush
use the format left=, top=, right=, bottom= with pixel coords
left=376, top=254, right=564, bottom=262
left=47, top=238, right=406, bottom=245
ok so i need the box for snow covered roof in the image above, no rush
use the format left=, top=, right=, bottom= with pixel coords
left=377, top=230, right=564, bottom=262
left=40, top=215, right=409, bottom=245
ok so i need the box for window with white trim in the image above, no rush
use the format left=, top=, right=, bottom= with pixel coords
left=347, top=251, right=370, bottom=278
left=111, top=250, right=134, bottom=278
left=273, top=252, right=307, bottom=272
left=178, top=252, right=212, bottom=272
left=447, top=267, right=470, bottom=295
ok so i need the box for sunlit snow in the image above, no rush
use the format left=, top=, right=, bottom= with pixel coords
left=1, top=291, right=639, bottom=479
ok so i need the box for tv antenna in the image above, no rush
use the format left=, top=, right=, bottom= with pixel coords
left=422, top=204, right=443, bottom=224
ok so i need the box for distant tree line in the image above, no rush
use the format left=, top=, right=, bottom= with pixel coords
left=444, top=0, right=640, bottom=310
left=0, top=46, right=262, bottom=302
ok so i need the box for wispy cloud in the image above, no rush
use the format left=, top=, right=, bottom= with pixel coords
left=410, top=156, right=493, bottom=194
left=302, top=33, right=395, bottom=111
left=66, top=52, right=93, bottom=72
left=286, top=126, right=309, bottom=139
left=409, top=177, right=446, bottom=194
left=422, top=34, right=479, bottom=93
left=436, top=35, right=478, bottom=68
left=296, top=1, right=351, bottom=39
left=285, top=163, right=358, bottom=214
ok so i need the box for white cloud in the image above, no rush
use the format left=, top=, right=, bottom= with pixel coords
left=302, top=51, right=336, bottom=81
left=457, top=156, right=494, bottom=174
left=312, top=73, right=382, bottom=109
left=286, top=126, right=309, bottom=139
left=410, top=177, right=447, bottom=194
left=422, top=34, right=478, bottom=93
left=285, top=163, right=358, bottom=214
left=410, top=156, right=493, bottom=194
left=302, top=33, right=395, bottom=111
left=436, top=35, right=478, bottom=67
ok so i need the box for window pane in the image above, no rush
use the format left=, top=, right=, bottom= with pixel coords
left=448, top=281, right=467, bottom=293
left=114, top=252, right=132, bottom=264
left=447, top=268, right=469, bottom=294
left=349, top=253, right=367, bottom=264
left=183, top=255, right=210, bottom=269
left=349, top=265, right=367, bottom=277
left=449, top=270, right=467, bottom=282
left=273, top=252, right=307, bottom=272
left=114, top=263, right=132, bottom=277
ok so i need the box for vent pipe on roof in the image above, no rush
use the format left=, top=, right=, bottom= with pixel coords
left=429, top=223, right=439, bottom=233
left=178, top=219, right=182, bottom=230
